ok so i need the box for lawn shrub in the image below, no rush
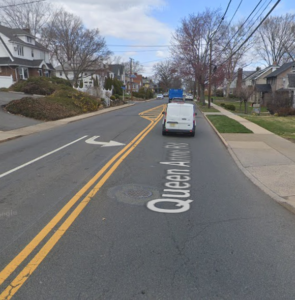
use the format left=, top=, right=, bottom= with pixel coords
left=110, top=95, right=116, bottom=100
left=220, top=103, right=225, bottom=107
left=224, top=104, right=236, bottom=111
left=267, top=92, right=293, bottom=115
left=276, top=107, right=295, bottom=116
left=50, top=76, right=72, bottom=87
left=23, top=82, right=55, bottom=95
left=216, top=90, right=224, bottom=97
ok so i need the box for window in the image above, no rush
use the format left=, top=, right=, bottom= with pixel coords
left=27, top=36, right=32, bottom=43
left=38, top=69, right=42, bottom=77
left=59, top=72, right=62, bottom=76
left=31, top=49, right=34, bottom=57
left=18, top=46, right=24, bottom=56
left=0, top=67, right=2, bottom=73
left=18, top=67, right=29, bottom=80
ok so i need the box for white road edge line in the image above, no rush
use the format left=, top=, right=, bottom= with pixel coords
left=0, top=136, right=88, bottom=179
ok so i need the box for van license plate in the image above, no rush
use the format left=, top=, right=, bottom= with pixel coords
left=169, top=123, right=175, bottom=127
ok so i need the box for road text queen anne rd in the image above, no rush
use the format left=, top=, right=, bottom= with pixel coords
left=147, top=143, right=193, bottom=213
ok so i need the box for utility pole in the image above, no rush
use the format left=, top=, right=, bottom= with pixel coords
left=208, top=39, right=213, bottom=109
left=130, top=58, right=133, bottom=100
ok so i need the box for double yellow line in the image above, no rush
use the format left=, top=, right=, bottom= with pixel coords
left=0, top=106, right=164, bottom=299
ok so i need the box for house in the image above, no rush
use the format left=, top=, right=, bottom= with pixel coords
left=263, top=61, right=295, bottom=106
left=242, top=64, right=280, bottom=103
left=126, top=73, right=143, bottom=93
left=226, top=70, right=256, bottom=95
left=54, top=63, right=125, bottom=89
left=142, top=77, right=155, bottom=91
left=108, top=64, right=125, bottom=83
left=0, top=25, right=54, bottom=88
left=54, top=63, right=106, bottom=88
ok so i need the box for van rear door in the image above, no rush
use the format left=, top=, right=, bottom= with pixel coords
left=166, top=104, right=194, bottom=131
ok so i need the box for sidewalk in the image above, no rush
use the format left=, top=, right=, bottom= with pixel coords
left=202, top=102, right=295, bottom=214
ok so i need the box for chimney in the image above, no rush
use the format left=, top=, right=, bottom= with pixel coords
left=236, top=68, right=243, bottom=97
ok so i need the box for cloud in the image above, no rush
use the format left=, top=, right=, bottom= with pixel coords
left=52, top=0, right=172, bottom=44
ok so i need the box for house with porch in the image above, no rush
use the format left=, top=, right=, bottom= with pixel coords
left=0, top=25, right=54, bottom=88
left=263, top=61, right=295, bottom=106
left=242, top=64, right=280, bottom=103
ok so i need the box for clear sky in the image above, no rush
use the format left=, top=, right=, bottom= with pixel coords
left=52, top=0, right=295, bottom=77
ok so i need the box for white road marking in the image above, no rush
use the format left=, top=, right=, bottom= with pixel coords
left=0, top=136, right=88, bottom=179
left=147, top=199, right=193, bottom=213
left=85, top=136, right=125, bottom=147
left=147, top=142, right=193, bottom=214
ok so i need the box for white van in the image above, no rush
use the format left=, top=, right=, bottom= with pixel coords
left=162, top=103, right=196, bottom=136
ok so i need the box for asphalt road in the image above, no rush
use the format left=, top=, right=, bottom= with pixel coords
left=1, top=99, right=295, bottom=299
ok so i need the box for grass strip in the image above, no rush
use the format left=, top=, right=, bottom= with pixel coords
left=197, top=103, right=219, bottom=112
left=207, top=115, right=252, bottom=133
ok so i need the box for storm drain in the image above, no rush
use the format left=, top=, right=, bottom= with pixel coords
left=125, top=189, right=152, bottom=199
left=108, top=184, right=160, bottom=205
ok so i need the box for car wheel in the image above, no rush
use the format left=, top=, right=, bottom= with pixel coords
left=162, top=125, right=167, bottom=135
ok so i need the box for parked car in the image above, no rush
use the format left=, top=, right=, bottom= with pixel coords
left=162, top=102, right=196, bottom=136
left=185, top=94, right=194, bottom=101
left=156, top=94, right=163, bottom=99
left=163, top=93, right=168, bottom=97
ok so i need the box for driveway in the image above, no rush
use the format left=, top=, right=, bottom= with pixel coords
left=0, top=91, right=44, bottom=131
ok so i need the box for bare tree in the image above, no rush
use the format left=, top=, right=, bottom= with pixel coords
left=171, top=9, right=225, bottom=104
left=254, top=13, right=295, bottom=65
left=219, top=21, right=254, bottom=97
left=153, top=60, right=181, bottom=91
left=0, top=0, right=53, bottom=36
left=41, top=9, right=111, bottom=86
left=123, top=60, right=143, bottom=77
left=239, top=86, right=255, bottom=114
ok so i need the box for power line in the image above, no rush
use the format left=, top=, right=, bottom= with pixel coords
left=0, top=0, right=45, bottom=8
left=112, top=50, right=168, bottom=53
left=212, top=0, right=232, bottom=39
left=107, top=45, right=170, bottom=47
left=228, top=0, right=244, bottom=27
left=221, top=0, right=264, bottom=52
left=230, top=0, right=273, bottom=53
left=219, top=0, right=281, bottom=67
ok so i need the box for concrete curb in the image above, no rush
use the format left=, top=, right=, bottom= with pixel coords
left=227, top=146, right=295, bottom=214
left=0, top=103, right=135, bottom=143
left=200, top=105, right=295, bottom=216
left=199, top=109, right=228, bottom=148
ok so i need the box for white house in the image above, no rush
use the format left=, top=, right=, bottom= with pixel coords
left=0, top=25, right=54, bottom=88
left=54, top=63, right=125, bottom=89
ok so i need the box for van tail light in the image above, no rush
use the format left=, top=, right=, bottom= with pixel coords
left=163, top=112, right=166, bottom=122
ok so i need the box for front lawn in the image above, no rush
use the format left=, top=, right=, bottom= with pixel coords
left=207, top=115, right=253, bottom=133
left=213, top=99, right=269, bottom=114
left=244, top=115, right=295, bottom=141
left=197, top=102, right=219, bottom=112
